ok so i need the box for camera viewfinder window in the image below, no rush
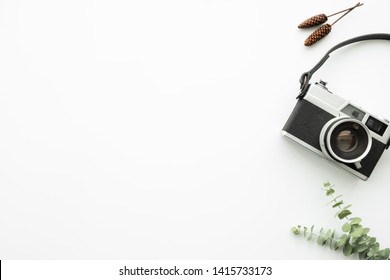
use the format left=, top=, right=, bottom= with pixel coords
left=341, top=104, right=365, bottom=121
left=366, top=116, right=388, bottom=136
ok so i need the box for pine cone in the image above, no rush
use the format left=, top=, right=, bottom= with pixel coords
left=304, top=24, right=332, bottom=46
left=298, top=14, right=328, bottom=28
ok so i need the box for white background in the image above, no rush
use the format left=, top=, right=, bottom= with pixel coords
left=1, top=0, right=390, bottom=259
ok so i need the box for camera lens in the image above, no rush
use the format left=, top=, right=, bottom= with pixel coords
left=320, top=118, right=372, bottom=164
left=335, top=127, right=359, bottom=152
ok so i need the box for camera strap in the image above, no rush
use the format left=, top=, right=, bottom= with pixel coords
left=298, top=33, right=390, bottom=99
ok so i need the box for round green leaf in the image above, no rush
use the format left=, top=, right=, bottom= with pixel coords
left=357, top=244, right=369, bottom=253
left=350, top=217, right=362, bottom=225
left=332, top=201, right=344, bottom=208
left=317, top=235, right=325, bottom=246
left=342, top=223, right=351, bottom=232
left=343, top=242, right=353, bottom=256
left=367, top=245, right=379, bottom=258
left=326, top=188, right=335, bottom=196
left=337, top=234, right=348, bottom=248
left=367, top=237, right=376, bottom=246
left=291, top=226, right=300, bottom=235
left=351, top=225, right=364, bottom=238
left=324, top=229, right=332, bottom=241
left=338, top=209, right=352, bottom=220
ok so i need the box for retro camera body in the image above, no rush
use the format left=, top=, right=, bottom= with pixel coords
left=282, top=81, right=390, bottom=180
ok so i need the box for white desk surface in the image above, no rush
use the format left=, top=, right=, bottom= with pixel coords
left=1, top=0, right=390, bottom=259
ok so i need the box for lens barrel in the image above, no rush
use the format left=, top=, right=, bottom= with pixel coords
left=320, top=118, right=372, bottom=164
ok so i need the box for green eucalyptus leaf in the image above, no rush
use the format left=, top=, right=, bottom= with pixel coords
left=367, top=250, right=375, bottom=258
left=383, top=248, right=390, bottom=258
left=328, top=195, right=342, bottom=205
left=368, top=237, right=376, bottom=246
left=332, top=201, right=344, bottom=208
left=351, top=225, right=364, bottom=238
left=363, top=228, right=370, bottom=235
left=342, top=204, right=352, bottom=210
left=358, top=236, right=369, bottom=245
left=324, top=229, right=332, bottom=241
left=337, top=234, right=348, bottom=248
left=333, top=194, right=342, bottom=200
left=359, top=251, right=368, bottom=260
left=367, top=244, right=380, bottom=258
left=326, top=188, right=335, bottom=196
left=350, top=217, right=362, bottom=225
left=338, top=209, right=352, bottom=220
left=377, top=249, right=390, bottom=260
left=323, top=181, right=331, bottom=188
left=307, top=225, right=314, bottom=241
left=317, top=236, right=325, bottom=246
left=357, top=244, right=369, bottom=253
left=330, top=238, right=338, bottom=250
left=342, top=223, right=351, bottom=232
left=317, top=228, right=325, bottom=245
left=292, top=227, right=300, bottom=235
left=343, top=242, right=353, bottom=256
left=351, top=236, right=361, bottom=247
left=330, top=230, right=335, bottom=246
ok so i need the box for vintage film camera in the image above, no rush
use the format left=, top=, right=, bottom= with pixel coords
left=282, top=34, right=390, bottom=180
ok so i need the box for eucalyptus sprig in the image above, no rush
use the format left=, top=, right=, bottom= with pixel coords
left=292, top=182, right=390, bottom=260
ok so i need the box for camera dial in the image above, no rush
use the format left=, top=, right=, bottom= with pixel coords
left=319, top=117, right=372, bottom=169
